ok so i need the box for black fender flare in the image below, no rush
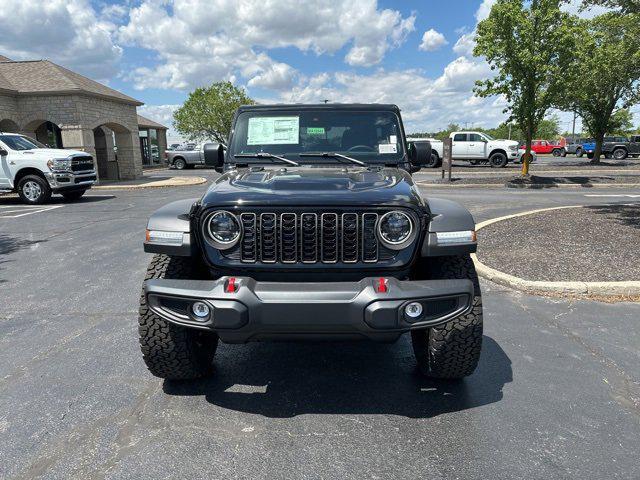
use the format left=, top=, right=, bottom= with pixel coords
left=421, top=198, right=477, bottom=257
left=144, top=198, right=199, bottom=256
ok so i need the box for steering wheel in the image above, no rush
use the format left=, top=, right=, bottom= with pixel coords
left=346, top=145, right=376, bottom=153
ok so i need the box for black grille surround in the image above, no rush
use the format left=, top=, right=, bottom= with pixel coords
left=71, top=156, right=95, bottom=172
left=200, top=207, right=422, bottom=270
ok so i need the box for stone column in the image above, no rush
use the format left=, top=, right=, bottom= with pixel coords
left=114, top=130, right=143, bottom=180
left=157, top=129, right=168, bottom=165
left=60, top=126, right=96, bottom=158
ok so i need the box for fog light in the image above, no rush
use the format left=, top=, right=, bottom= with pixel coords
left=405, top=302, right=423, bottom=319
left=192, top=302, right=210, bottom=319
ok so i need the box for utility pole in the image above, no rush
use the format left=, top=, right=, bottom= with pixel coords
left=571, top=111, right=577, bottom=140
left=508, top=123, right=512, bottom=140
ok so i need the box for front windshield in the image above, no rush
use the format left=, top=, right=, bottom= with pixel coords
left=230, top=109, right=405, bottom=164
left=482, top=133, right=495, bottom=140
left=0, top=135, right=44, bottom=151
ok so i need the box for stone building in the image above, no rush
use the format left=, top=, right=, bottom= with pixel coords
left=0, top=55, right=159, bottom=180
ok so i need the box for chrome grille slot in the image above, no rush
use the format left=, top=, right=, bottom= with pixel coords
left=301, top=213, right=318, bottom=263
left=280, top=213, right=297, bottom=263
left=341, top=213, right=358, bottom=263
left=321, top=213, right=338, bottom=263
left=260, top=213, right=277, bottom=263
left=362, top=213, right=378, bottom=262
left=240, top=213, right=257, bottom=262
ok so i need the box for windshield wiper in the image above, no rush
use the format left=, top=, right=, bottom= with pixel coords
left=299, top=152, right=367, bottom=167
left=234, top=152, right=300, bottom=166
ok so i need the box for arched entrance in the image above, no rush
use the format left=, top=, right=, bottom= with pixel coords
left=93, top=121, right=137, bottom=181
left=22, top=119, right=63, bottom=148
left=0, top=119, right=20, bottom=133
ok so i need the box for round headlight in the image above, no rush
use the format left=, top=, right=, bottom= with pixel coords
left=377, top=211, right=414, bottom=249
left=206, top=211, right=241, bottom=249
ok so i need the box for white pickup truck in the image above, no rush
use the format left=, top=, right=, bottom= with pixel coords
left=0, top=133, right=97, bottom=204
left=409, top=132, right=534, bottom=168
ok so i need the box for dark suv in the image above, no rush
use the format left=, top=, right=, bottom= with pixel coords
left=140, top=104, right=482, bottom=380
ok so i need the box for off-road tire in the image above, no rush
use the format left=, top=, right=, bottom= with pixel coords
left=552, top=148, right=562, bottom=157
left=575, top=148, right=583, bottom=157
left=411, top=255, right=483, bottom=379
left=587, top=152, right=594, bottom=159
left=139, top=254, right=218, bottom=380
left=17, top=174, right=52, bottom=205
left=61, top=189, right=87, bottom=202
left=612, top=148, right=628, bottom=160
left=427, top=151, right=440, bottom=168
left=489, top=152, right=508, bottom=168
left=173, top=158, right=186, bottom=170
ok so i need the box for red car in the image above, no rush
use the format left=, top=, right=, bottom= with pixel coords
left=530, top=140, right=564, bottom=156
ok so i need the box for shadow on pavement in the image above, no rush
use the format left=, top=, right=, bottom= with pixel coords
left=163, top=335, right=512, bottom=418
left=0, top=234, right=46, bottom=283
left=585, top=203, right=640, bottom=230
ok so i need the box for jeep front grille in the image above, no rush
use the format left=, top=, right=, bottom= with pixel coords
left=236, top=211, right=385, bottom=264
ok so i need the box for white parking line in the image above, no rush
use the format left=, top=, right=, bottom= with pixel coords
left=584, top=194, right=640, bottom=198
left=0, top=205, right=64, bottom=218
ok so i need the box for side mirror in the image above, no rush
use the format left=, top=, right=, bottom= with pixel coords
left=203, top=143, right=224, bottom=172
left=408, top=140, right=432, bottom=168
left=0, top=148, right=8, bottom=156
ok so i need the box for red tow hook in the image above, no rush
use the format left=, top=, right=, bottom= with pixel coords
left=226, top=277, right=238, bottom=293
left=376, top=277, right=388, bottom=293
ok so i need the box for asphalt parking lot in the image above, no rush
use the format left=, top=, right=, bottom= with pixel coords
left=1, top=172, right=639, bottom=479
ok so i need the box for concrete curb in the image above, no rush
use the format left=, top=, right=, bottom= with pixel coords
left=473, top=205, right=640, bottom=298
left=416, top=182, right=640, bottom=189
left=93, top=176, right=208, bottom=190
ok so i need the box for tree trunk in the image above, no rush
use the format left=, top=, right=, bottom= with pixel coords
left=522, top=129, right=533, bottom=176
left=591, top=132, right=605, bottom=164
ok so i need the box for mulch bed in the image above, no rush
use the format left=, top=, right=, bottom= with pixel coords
left=477, top=205, right=640, bottom=282
left=421, top=174, right=640, bottom=186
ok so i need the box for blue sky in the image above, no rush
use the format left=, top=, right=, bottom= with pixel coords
left=1, top=0, right=632, bottom=140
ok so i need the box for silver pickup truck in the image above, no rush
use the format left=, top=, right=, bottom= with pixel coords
left=167, top=143, right=219, bottom=169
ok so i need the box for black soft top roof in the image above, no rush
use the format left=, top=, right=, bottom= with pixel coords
left=237, top=103, right=401, bottom=113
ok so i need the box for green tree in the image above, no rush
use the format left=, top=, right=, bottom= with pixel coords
left=474, top=0, right=577, bottom=175
left=608, top=109, right=635, bottom=136
left=564, top=14, right=640, bottom=161
left=173, top=82, right=255, bottom=144
left=535, top=115, right=560, bottom=139
left=581, top=0, right=640, bottom=13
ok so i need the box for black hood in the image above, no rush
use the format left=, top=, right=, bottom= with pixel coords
left=201, top=167, right=425, bottom=209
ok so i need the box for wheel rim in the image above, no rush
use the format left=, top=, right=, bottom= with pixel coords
left=614, top=150, right=625, bottom=160
left=492, top=155, right=505, bottom=166
left=23, top=181, right=42, bottom=201
left=176, top=160, right=185, bottom=169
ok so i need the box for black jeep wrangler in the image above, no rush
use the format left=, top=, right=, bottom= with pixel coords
left=140, top=104, right=482, bottom=380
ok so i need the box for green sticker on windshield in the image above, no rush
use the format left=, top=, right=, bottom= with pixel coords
left=306, top=127, right=325, bottom=135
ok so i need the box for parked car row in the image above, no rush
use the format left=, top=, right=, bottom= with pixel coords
left=408, top=131, right=536, bottom=168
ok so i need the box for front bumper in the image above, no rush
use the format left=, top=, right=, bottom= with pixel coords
left=144, top=276, right=474, bottom=343
left=45, top=171, right=97, bottom=191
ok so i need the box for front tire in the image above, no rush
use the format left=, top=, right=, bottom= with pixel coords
left=17, top=175, right=52, bottom=205
left=173, top=158, right=186, bottom=170
left=61, top=189, right=87, bottom=202
left=552, top=148, right=563, bottom=157
left=575, top=148, right=583, bottom=157
left=489, top=152, right=508, bottom=168
left=139, top=254, right=218, bottom=380
left=411, top=255, right=483, bottom=379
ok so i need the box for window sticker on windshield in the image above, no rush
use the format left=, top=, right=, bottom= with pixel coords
left=306, top=127, right=325, bottom=135
left=247, top=116, right=299, bottom=145
left=378, top=144, right=398, bottom=154
left=390, top=135, right=397, bottom=144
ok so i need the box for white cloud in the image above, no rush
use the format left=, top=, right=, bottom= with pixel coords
left=118, top=0, right=415, bottom=90
left=453, top=31, right=476, bottom=57
left=0, top=0, right=122, bottom=80
left=138, top=104, right=182, bottom=141
left=475, top=0, right=497, bottom=22
left=419, top=29, right=448, bottom=52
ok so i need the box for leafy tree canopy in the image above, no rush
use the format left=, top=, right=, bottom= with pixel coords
left=473, top=0, right=578, bottom=174
left=173, top=81, right=255, bottom=144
